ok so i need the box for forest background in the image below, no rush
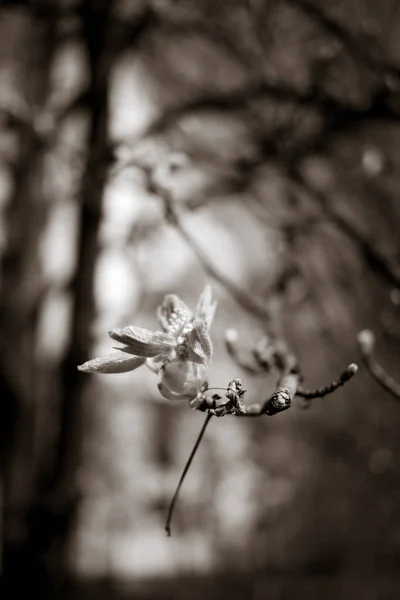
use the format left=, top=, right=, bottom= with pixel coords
left=1, top=0, right=400, bottom=598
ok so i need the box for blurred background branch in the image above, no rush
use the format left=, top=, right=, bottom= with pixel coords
left=358, top=329, right=400, bottom=399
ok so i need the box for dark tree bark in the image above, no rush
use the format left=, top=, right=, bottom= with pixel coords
left=0, top=3, right=58, bottom=590
left=0, top=0, right=113, bottom=589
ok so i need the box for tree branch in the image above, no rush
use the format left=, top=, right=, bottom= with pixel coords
left=290, top=169, right=400, bottom=289
left=137, top=165, right=276, bottom=328
left=297, top=364, right=358, bottom=400
left=358, top=329, right=400, bottom=399
left=201, top=333, right=358, bottom=417
left=287, top=0, right=400, bottom=80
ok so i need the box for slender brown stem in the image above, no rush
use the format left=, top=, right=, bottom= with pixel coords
left=165, top=413, right=213, bottom=537
left=296, top=363, right=358, bottom=400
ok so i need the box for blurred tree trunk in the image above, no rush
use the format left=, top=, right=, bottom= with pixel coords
left=0, top=0, right=113, bottom=589
left=46, top=0, right=113, bottom=571
left=0, top=2, right=57, bottom=589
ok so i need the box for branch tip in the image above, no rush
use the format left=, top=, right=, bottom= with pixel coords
left=296, top=362, right=358, bottom=400
left=225, top=328, right=239, bottom=343
left=357, top=329, right=400, bottom=399
left=357, top=329, right=376, bottom=354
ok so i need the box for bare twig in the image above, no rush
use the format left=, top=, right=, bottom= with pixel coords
left=225, top=329, right=266, bottom=375
left=164, top=198, right=274, bottom=324
left=171, top=209, right=276, bottom=325
left=358, top=329, right=400, bottom=399
left=138, top=165, right=276, bottom=328
left=197, top=360, right=357, bottom=419
left=297, top=363, right=358, bottom=399
left=141, top=81, right=327, bottom=140
left=135, top=43, right=400, bottom=152
left=167, top=315, right=357, bottom=533
left=291, top=169, right=400, bottom=289
left=222, top=328, right=359, bottom=412
left=287, top=0, right=400, bottom=81
left=166, top=345, right=357, bottom=532
left=165, top=413, right=213, bottom=537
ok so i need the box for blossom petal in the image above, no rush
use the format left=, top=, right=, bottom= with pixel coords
left=160, top=361, right=193, bottom=394
left=109, top=326, right=176, bottom=357
left=158, top=383, right=192, bottom=401
left=187, top=320, right=213, bottom=363
left=145, top=355, right=172, bottom=374
left=194, top=285, right=217, bottom=329
left=187, top=344, right=208, bottom=364
left=78, top=351, right=146, bottom=374
left=158, top=361, right=208, bottom=401
left=157, top=294, right=192, bottom=335
left=160, top=361, right=208, bottom=397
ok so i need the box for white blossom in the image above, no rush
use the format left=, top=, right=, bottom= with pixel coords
left=78, top=285, right=216, bottom=405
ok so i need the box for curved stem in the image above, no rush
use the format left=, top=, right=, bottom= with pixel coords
left=165, top=413, right=213, bottom=537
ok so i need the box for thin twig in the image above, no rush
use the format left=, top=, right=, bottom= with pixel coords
left=164, top=198, right=274, bottom=324
left=287, top=0, right=400, bottom=80
left=141, top=81, right=330, bottom=140
left=358, top=330, right=400, bottom=399
left=139, top=165, right=276, bottom=328
left=197, top=360, right=358, bottom=418
left=224, top=330, right=359, bottom=413
left=225, top=329, right=266, bottom=375
left=165, top=413, right=213, bottom=537
left=166, top=355, right=357, bottom=535
left=296, top=363, right=358, bottom=399
left=291, top=169, right=400, bottom=289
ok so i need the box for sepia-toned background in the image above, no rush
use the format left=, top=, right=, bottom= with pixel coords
left=1, top=0, right=400, bottom=597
